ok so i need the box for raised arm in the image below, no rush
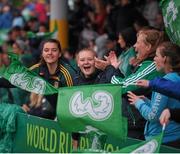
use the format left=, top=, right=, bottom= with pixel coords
left=137, top=78, right=180, bottom=100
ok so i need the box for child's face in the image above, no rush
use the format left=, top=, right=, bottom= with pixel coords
left=154, top=48, right=166, bottom=72
left=77, top=50, right=96, bottom=78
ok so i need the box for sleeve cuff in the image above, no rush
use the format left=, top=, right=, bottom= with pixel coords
left=135, top=99, right=146, bottom=109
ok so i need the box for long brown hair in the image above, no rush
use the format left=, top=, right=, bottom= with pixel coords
left=131, top=29, right=164, bottom=66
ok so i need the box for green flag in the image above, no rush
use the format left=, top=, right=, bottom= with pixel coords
left=57, top=84, right=127, bottom=140
left=27, top=21, right=58, bottom=39
left=0, top=52, right=58, bottom=95
left=117, top=131, right=164, bottom=153
left=160, top=0, right=180, bottom=46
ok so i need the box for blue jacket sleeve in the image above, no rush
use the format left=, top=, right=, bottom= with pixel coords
left=135, top=92, right=168, bottom=121
left=149, top=78, right=180, bottom=100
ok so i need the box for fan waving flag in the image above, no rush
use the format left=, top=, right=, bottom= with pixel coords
left=160, top=0, right=180, bottom=46
left=57, top=84, right=127, bottom=140
left=0, top=52, right=58, bottom=95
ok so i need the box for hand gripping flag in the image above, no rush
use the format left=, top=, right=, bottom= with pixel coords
left=0, top=52, right=58, bottom=95
left=160, top=0, right=180, bottom=46
left=57, top=84, right=127, bottom=140
left=116, top=125, right=165, bottom=153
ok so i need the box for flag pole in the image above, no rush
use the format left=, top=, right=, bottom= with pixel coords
left=162, top=123, right=166, bottom=131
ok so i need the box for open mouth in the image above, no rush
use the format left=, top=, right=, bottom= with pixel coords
left=83, top=66, right=91, bottom=72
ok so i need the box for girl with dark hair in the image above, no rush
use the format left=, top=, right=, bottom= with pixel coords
left=22, top=38, right=77, bottom=119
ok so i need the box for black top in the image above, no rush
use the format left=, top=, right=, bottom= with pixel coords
left=170, top=109, right=180, bottom=123
left=73, top=65, right=120, bottom=86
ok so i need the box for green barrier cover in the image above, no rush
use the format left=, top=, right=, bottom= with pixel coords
left=12, top=113, right=180, bottom=153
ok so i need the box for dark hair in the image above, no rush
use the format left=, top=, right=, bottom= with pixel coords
left=40, top=38, right=61, bottom=52
left=39, top=39, right=62, bottom=65
left=158, top=41, right=180, bottom=72
left=120, top=27, right=136, bottom=48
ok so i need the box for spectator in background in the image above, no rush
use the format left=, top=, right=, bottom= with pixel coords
left=79, top=18, right=98, bottom=49
left=0, top=4, right=12, bottom=29
left=117, top=27, right=137, bottom=77
left=34, top=0, right=48, bottom=24
left=154, top=10, right=164, bottom=30
left=105, top=33, right=118, bottom=56
left=12, top=10, right=25, bottom=28
left=133, top=14, right=149, bottom=32
left=12, top=39, right=35, bottom=67
left=88, top=0, right=107, bottom=35
left=107, top=0, right=142, bottom=35
left=143, top=0, right=159, bottom=27
left=7, top=26, right=22, bottom=45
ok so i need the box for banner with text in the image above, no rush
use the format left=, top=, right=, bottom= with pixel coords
left=12, top=113, right=180, bottom=153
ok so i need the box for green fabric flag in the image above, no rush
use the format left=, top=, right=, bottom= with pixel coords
left=0, top=52, right=58, bottom=95
left=0, top=103, right=25, bottom=153
left=160, top=0, right=180, bottom=46
left=27, top=21, right=58, bottom=39
left=116, top=132, right=164, bottom=153
left=57, top=84, right=127, bottom=140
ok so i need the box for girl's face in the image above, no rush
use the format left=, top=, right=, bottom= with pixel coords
left=12, top=43, right=22, bottom=54
left=77, top=50, right=96, bottom=78
left=118, top=35, right=126, bottom=49
left=133, top=34, right=150, bottom=59
left=154, top=48, right=166, bottom=72
left=42, top=42, right=61, bottom=64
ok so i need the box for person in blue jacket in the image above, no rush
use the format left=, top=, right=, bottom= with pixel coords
left=136, top=78, right=180, bottom=126
left=127, top=41, right=180, bottom=148
left=136, top=78, right=180, bottom=100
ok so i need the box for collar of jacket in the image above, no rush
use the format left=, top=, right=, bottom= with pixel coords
left=79, top=69, right=102, bottom=80
left=39, top=63, right=60, bottom=81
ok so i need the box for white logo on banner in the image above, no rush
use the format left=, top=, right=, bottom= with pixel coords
left=10, top=73, right=46, bottom=94
left=164, top=1, right=178, bottom=32
left=69, top=91, right=114, bottom=121
left=131, top=139, right=158, bottom=154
